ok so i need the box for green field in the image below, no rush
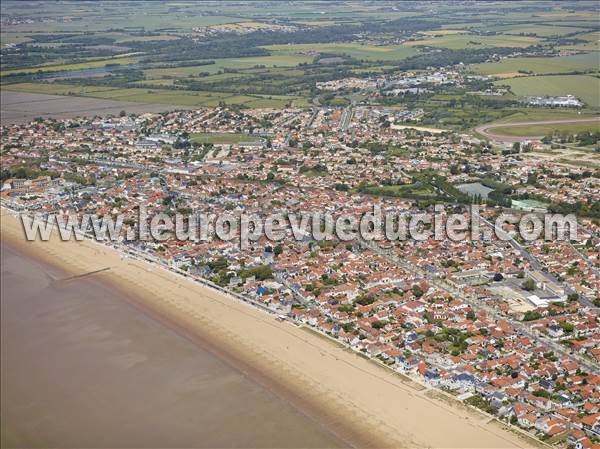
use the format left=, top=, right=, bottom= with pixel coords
left=579, top=31, right=600, bottom=42
left=1, top=32, right=33, bottom=47
left=484, top=24, right=591, bottom=37
left=1, top=55, right=138, bottom=76
left=1, top=10, right=245, bottom=33
left=263, top=43, right=419, bottom=61
left=492, top=109, right=599, bottom=124
left=405, top=33, right=541, bottom=49
left=144, top=55, right=313, bottom=79
left=471, top=52, right=599, bottom=77
left=495, top=75, right=600, bottom=108
left=0, top=83, right=118, bottom=95
left=190, top=133, right=261, bottom=144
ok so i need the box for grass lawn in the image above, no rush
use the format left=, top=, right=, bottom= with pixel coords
left=494, top=75, right=600, bottom=108
left=190, top=133, right=261, bottom=144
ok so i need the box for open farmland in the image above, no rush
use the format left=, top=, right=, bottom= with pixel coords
left=0, top=90, right=182, bottom=124
left=263, top=43, right=419, bottom=61
left=405, top=33, right=541, bottom=49
left=483, top=24, right=592, bottom=37
left=4, top=83, right=310, bottom=108
left=1, top=55, right=139, bottom=77
left=144, top=55, right=314, bottom=79
left=495, top=75, right=600, bottom=108
left=471, top=52, right=600, bottom=77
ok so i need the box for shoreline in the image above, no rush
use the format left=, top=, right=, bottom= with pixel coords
left=1, top=209, right=542, bottom=449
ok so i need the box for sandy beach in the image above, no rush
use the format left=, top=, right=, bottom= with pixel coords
left=1, top=209, right=543, bottom=449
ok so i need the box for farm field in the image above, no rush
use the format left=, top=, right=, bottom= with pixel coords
left=495, top=75, right=600, bottom=108
left=484, top=24, right=591, bottom=37
left=1, top=55, right=139, bottom=76
left=0, top=32, right=33, bottom=47
left=470, top=52, right=599, bottom=77
left=405, top=33, right=541, bottom=49
left=2, top=83, right=119, bottom=95
left=558, top=31, right=600, bottom=51
left=263, top=43, right=419, bottom=61
left=144, top=55, right=314, bottom=79
left=579, top=31, right=600, bottom=42
left=420, top=29, right=467, bottom=36
left=3, top=83, right=310, bottom=108
left=0, top=90, right=181, bottom=124
left=1, top=11, right=245, bottom=33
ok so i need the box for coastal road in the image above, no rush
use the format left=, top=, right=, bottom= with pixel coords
left=475, top=117, right=600, bottom=142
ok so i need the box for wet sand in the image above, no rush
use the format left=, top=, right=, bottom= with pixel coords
left=1, top=243, right=345, bottom=448
left=1, top=209, right=543, bottom=449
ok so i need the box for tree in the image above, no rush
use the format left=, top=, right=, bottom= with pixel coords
left=411, top=284, right=424, bottom=298
left=523, top=310, right=542, bottom=321
left=522, top=279, right=535, bottom=291
left=371, top=320, right=387, bottom=329
left=241, top=265, right=273, bottom=281
left=559, top=321, right=574, bottom=333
